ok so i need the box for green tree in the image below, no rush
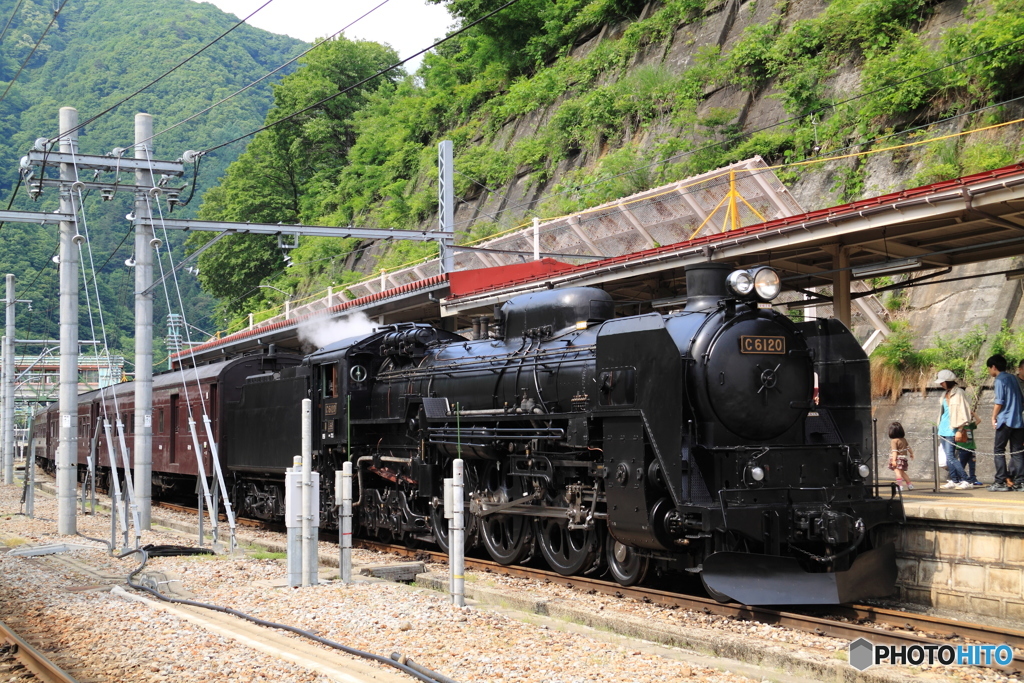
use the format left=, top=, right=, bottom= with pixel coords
left=192, top=36, right=401, bottom=317
left=0, top=0, right=304, bottom=354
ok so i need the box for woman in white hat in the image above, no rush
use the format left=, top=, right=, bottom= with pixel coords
left=936, top=369, right=973, bottom=489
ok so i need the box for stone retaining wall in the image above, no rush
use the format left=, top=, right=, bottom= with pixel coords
left=882, top=501, right=1024, bottom=622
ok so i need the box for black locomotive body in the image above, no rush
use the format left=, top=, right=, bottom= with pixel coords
left=38, top=263, right=903, bottom=604
left=245, top=262, right=901, bottom=603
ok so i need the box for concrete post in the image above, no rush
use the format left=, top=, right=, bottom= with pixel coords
left=452, top=458, right=465, bottom=607
left=286, top=457, right=301, bottom=587
left=57, top=107, right=79, bottom=536
left=2, top=274, right=13, bottom=485
left=533, top=217, right=540, bottom=262
left=443, top=476, right=453, bottom=594
left=339, top=462, right=352, bottom=584
left=134, top=113, right=154, bottom=529
left=301, top=398, right=313, bottom=587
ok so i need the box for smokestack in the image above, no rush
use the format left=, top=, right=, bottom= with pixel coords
left=683, top=263, right=733, bottom=312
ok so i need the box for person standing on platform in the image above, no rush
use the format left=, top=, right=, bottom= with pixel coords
left=986, top=355, right=1024, bottom=491
left=958, top=414, right=984, bottom=486
left=935, top=370, right=973, bottom=489
left=888, top=422, right=914, bottom=490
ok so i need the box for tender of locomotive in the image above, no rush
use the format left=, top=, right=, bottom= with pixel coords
left=37, top=262, right=903, bottom=604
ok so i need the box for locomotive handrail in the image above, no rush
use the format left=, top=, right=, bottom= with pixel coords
left=867, top=482, right=907, bottom=523
left=377, top=345, right=596, bottom=379
left=428, top=427, right=565, bottom=439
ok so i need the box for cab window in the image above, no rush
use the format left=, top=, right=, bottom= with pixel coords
left=323, top=364, right=338, bottom=398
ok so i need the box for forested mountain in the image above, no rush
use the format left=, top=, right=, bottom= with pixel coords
left=0, top=0, right=304, bottom=365
left=195, top=0, right=1024, bottom=330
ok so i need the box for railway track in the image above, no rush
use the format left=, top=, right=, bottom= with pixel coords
left=354, top=539, right=1024, bottom=672
left=0, top=618, right=80, bottom=683
left=152, top=499, right=1024, bottom=671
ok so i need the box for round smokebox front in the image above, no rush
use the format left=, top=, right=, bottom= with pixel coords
left=703, top=315, right=812, bottom=441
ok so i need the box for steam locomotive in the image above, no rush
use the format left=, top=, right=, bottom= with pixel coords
left=35, top=263, right=903, bottom=605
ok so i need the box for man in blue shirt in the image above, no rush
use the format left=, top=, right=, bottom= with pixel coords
left=987, top=354, right=1024, bottom=491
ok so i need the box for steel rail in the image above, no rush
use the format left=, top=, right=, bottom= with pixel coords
left=155, top=501, right=266, bottom=528
left=355, top=539, right=1024, bottom=671
left=0, top=618, right=79, bottom=683
left=151, top=500, right=1024, bottom=669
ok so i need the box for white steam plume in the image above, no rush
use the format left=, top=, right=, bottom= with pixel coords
left=298, top=311, right=377, bottom=349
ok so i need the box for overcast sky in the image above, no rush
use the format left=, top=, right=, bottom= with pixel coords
left=194, top=0, right=454, bottom=72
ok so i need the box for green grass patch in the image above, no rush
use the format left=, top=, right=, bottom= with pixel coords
left=251, top=551, right=287, bottom=560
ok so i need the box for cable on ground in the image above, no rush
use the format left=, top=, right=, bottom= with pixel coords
left=119, top=548, right=453, bottom=683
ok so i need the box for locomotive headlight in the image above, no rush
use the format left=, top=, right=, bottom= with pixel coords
left=749, top=465, right=765, bottom=482
left=727, top=269, right=754, bottom=297
left=752, top=267, right=781, bottom=301
left=857, top=463, right=871, bottom=479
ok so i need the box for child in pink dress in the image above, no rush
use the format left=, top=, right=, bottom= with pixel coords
left=888, top=422, right=914, bottom=490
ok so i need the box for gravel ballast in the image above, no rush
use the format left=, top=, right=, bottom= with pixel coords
left=1, top=477, right=1018, bottom=682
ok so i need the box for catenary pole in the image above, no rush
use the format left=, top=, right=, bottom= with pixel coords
left=57, top=107, right=79, bottom=536
left=4, top=274, right=15, bottom=485
left=134, top=113, right=154, bottom=529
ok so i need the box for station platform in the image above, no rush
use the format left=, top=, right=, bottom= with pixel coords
left=893, top=483, right=1024, bottom=527
left=882, top=483, right=1024, bottom=622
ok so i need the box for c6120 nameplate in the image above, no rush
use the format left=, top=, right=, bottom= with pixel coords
left=739, top=335, right=785, bottom=354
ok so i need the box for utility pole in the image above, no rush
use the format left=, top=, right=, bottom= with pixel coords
left=1, top=335, right=6, bottom=484
left=57, top=107, right=79, bottom=536
left=437, top=140, right=454, bottom=274
left=3, top=274, right=15, bottom=485
left=134, top=113, right=154, bottom=529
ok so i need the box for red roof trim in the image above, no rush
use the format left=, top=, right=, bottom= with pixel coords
left=173, top=273, right=449, bottom=360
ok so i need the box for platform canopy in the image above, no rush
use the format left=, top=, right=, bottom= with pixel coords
left=440, top=163, right=1024, bottom=327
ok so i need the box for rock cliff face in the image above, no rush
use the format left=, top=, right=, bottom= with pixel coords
left=448, top=0, right=1022, bottom=234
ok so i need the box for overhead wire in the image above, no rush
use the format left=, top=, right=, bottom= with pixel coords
left=200, top=0, right=529, bottom=156
left=325, top=92, right=1024, bottom=287
left=179, top=92, right=1024, bottom=343
left=0, top=0, right=26, bottom=46
left=141, top=0, right=394, bottom=149
left=48, top=0, right=277, bottom=145
left=562, top=92, right=1024, bottom=231
left=0, top=0, right=70, bottom=109
left=0, top=175, right=23, bottom=234
left=449, top=32, right=1024, bottom=232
